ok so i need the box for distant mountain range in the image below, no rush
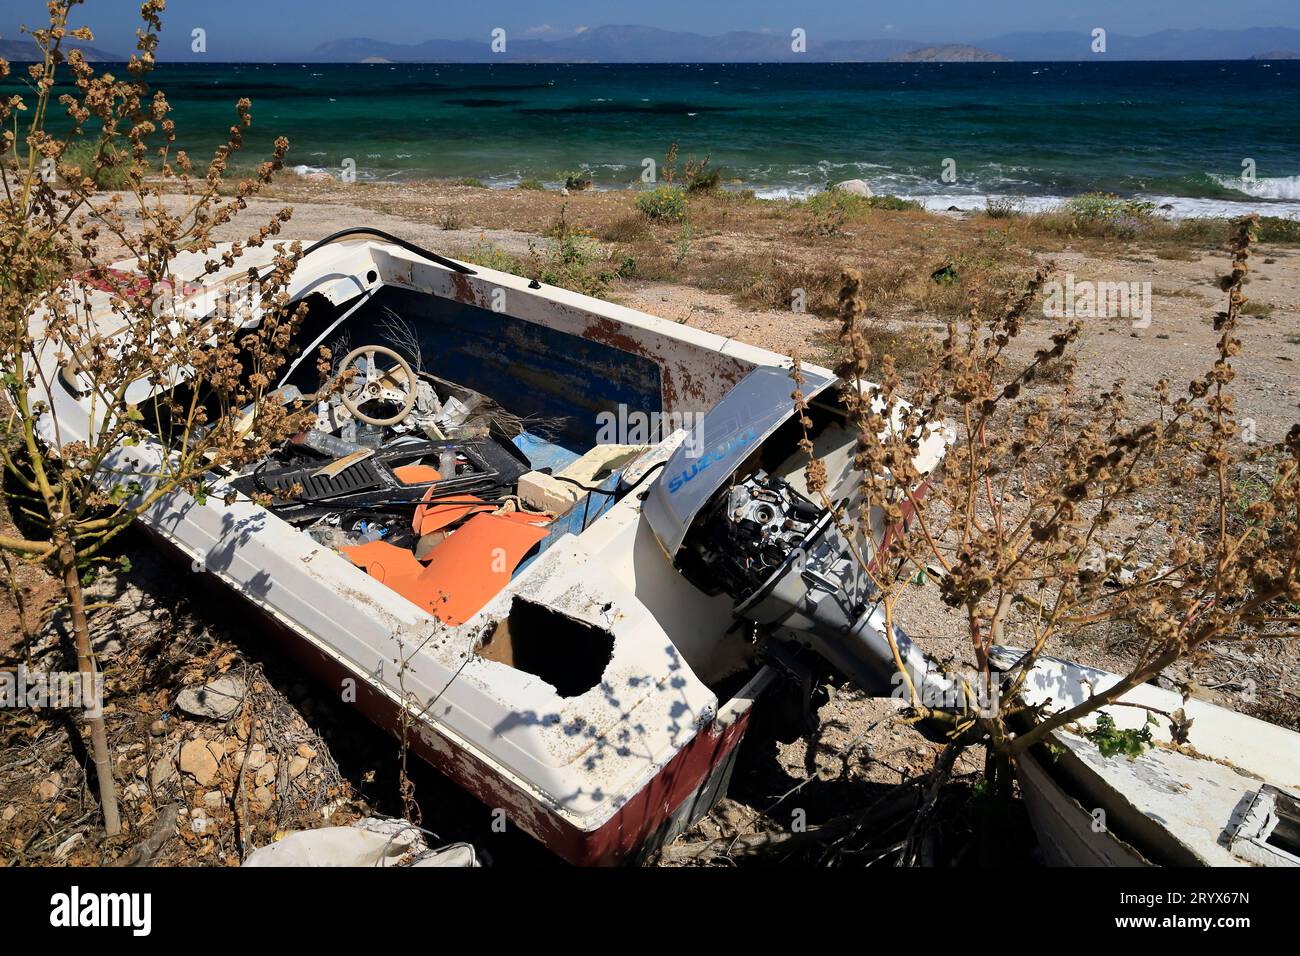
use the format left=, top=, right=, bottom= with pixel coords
left=3, top=25, right=1299, bottom=64
left=0, top=37, right=119, bottom=61
left=307, top=25, right=1300, bottom=63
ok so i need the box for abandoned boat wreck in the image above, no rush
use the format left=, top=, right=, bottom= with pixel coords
left=35, top=229, right=948, bottom=865
left=992, top=649, right=1300, bottom=867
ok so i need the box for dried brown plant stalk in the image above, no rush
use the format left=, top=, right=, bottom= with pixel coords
left=794, top=214, right=1299, bottom=758
left=1, top=1, right=320, bottom=835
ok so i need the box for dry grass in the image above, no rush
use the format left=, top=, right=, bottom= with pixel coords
left=258, top=177, right=1288, bottom=390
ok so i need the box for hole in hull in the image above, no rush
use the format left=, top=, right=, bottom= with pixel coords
left=477, top=598, right=614, bottom=698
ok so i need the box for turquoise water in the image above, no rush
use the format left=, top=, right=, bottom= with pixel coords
left=18, top=60, right=1300, bottom=214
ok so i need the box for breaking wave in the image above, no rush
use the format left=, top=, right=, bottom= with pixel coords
left=1210, top=173, right=1300, bottom=201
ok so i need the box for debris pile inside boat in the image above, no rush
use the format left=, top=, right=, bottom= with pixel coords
left=230, top=343, right=648, bottom=625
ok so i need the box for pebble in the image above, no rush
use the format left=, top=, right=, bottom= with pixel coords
left=175, top=675, right=246, bottom=720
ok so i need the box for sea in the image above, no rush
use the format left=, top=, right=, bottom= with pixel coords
left=23, top=60, right=1300, bottom=218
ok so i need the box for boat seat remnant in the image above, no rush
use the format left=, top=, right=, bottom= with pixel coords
left=476, top=598, right=616, bottom=698
left=517, top=443, right=647, bottom=515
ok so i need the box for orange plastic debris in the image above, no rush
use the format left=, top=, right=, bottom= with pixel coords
left=393, top=463, right=441, bottom=485
left=342, top=514, right=548, bottom=626
left=412, top=490, right=494, bottom=536
left=414, top=513, right=548, bottom=624
left=340, top=540, right=423, bottom=585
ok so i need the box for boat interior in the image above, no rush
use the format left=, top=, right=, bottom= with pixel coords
left=135, top=242, right=842, bottom=702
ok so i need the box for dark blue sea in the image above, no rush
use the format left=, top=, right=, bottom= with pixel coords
left=22, top=60, right=1300, bottom=216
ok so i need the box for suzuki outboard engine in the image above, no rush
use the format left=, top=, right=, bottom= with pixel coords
left=645, top=364, right=957, bottom=702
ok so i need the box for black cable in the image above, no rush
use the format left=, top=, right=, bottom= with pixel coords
left=296, top=227, right=476, bottom=275
left=550, top=459, right=667, bottom=496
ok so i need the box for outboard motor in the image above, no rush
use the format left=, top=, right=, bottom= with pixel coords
left=645, top=364, right=959, bottom=704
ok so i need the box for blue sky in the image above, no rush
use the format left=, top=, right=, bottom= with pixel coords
left=3, top=0, right=1299, bottom=59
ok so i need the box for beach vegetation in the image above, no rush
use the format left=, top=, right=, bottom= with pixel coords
left=683, top=153, right=722, bottom=194
left=672, top=224, right=693, bottom=266
left=517, top=177, right=545, bottom=191
left=1002, top=206, right=1300, bottom=248
left=561, top=169, right=593, bottom=191
left=454, top=177, right=486, bottom=188
left=805, top=188, right=874, bottom=220
left=793, top=214, right=1300, bottom=777
left=598, top=213, right=650, bottom=243
left=57, top=135, right=133, bottom=191
left=1, top=0, right=320, bottom=838
left=984, top=197, right=1022, bottom=218
left=459, top=238, right=525, bottom=274
left=798, top=189, right=923, bottom=235
left=530, top=231, right=614, bottom=297
left=461, top=207, right=626, bottom=299
left=1062, top=191, right=1156, bottom=238
left=1259, top=216, right=1300, bottom=243
left=660, top=142, right=678, bottom=186
left=866, top=194, right=923, bottom=211
left=637, top=185, right=687, bottom=222
left=802, top=191, right=859, bottom=237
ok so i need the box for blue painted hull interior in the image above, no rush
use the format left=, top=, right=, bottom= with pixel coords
left=274, top=282, right=671, bottom=583
left=372, top=286, right=663, bottom=458
left=512, top=431, right=582, bottom=473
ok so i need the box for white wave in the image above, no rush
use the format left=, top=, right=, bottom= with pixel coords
left=751, top=184, right=819, bottom=201
left=916, top=193, right=1064, bottom=214
left=1140, top=193, right=1300, bottom=221
left=1210, top=173, right=1300, bottom=201
left=915, top=192, right=1300, bottom=221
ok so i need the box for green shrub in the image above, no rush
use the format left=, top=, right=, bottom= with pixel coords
left=801, top=189, right=874, bottom=236
left=459, top=240, right=524, bottom=274
left=806, top=189, right=873, bottom=219
left=1067, top=192, right=1155, bottom=221
left=684, top=154, right=722, bottom=193
left=1064, top=192, right=1155, bottom=238
left=460, top=230, right=621, bottom=299
left=599, top=213, right=650, bottom=242
left=517, top=177, right=544, bottom=191
left=672, top=224, right=693, bottom=266
left=984, top=196, right=1022, bottom=218
left=454, top=177, right=486, bottom=188
left=637, top=185, right=687, bottom=222
left=60, top=138, right=132, bottom=190
left=1258, top=216, right=1300, bottom=243
left=535, top=229, right=614, bottom=297
left=1083, top=712, right=1153, bottom=759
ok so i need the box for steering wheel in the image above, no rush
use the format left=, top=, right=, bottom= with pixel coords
left=338, top=345, right=417, bottom=427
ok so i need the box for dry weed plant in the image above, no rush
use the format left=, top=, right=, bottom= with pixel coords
left=793, top=214, right=1299, bottom=760
left=0, top=0, right=324, bottom=834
